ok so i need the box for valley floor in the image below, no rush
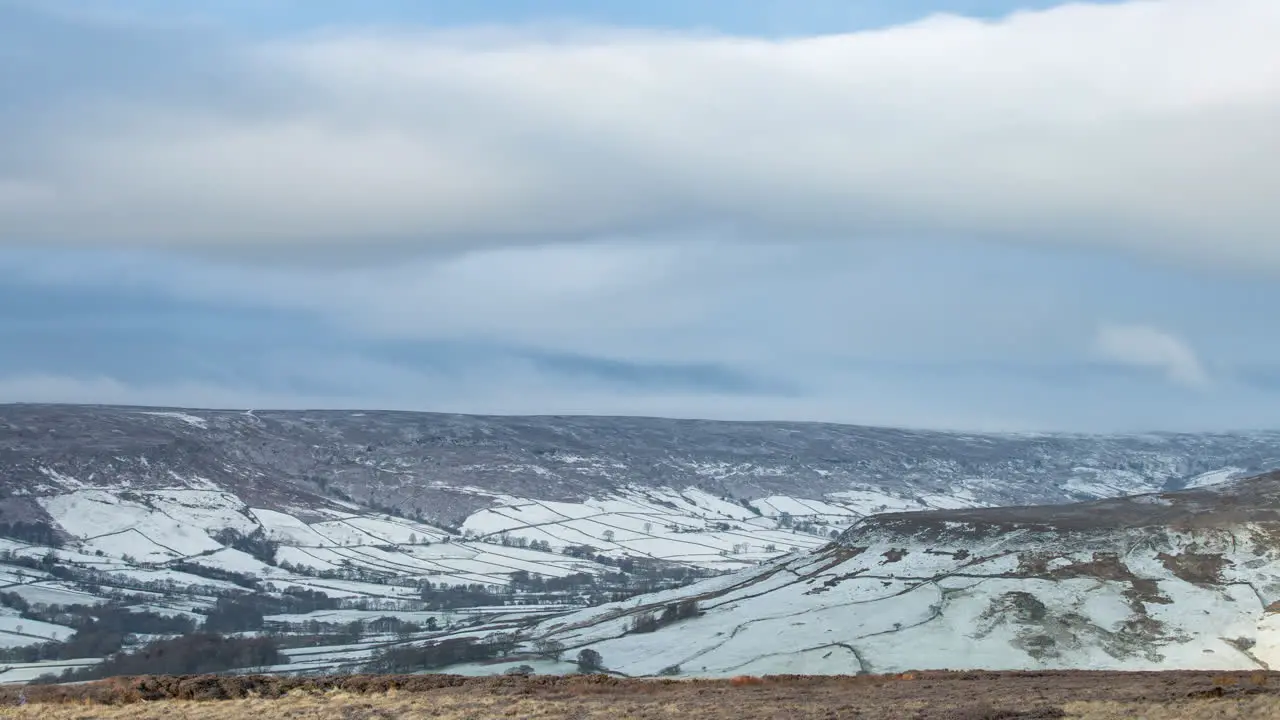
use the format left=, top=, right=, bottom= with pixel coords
left=2, top=671, right=1280, bottom=719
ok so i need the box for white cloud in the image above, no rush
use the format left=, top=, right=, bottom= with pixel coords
left=1091, top=323, right=1209, bottom=388
left=2, top=0, right=1278, bottom=270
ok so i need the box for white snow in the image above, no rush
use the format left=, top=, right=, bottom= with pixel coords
left=1185, top=467, right=1245, bottom=489
left=138, top=411, right=209, bottom=429
left=0, top=659, right=100, bottom=684
left=0, top=616, right=75, bottom=643
left=448, top=519, right=1280, bottom=678
left=460, top=487, right=841, bottom=570
left=41, top=490, right=227, bottom=558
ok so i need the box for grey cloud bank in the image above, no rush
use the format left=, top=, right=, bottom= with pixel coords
left=2, top=235, right=1276, bottom=432
left=1, top=0, right=1278, bottom=272
left=5, top=0, right=1280, bottom=434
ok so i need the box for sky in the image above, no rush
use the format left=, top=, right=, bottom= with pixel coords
left=2, top=0, right=1279, bottom=433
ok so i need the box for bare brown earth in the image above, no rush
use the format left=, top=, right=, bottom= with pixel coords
left=3, top=671, right=1280, bottom=719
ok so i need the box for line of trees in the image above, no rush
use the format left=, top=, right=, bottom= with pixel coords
left=0, top=598, right=198, bottom=664
left=365, top=636, right=504, bottom=673
left=0, top=521, right=61, bottom=547
left=32, top=633, right=283, bottom=684
left=201, top=588, right=343, bottom=633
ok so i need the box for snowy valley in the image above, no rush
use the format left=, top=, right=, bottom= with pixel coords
left=1, top=403, right=1279, bottom=682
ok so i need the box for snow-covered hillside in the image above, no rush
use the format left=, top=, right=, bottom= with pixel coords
left=5, top=404, right=1279, bottom=537
left=9, top=402, right=1272, bottom=577
left=4, top=403, right=1280, bottom=683
left=0, top=478, right=848, bottom=680
left=488, top=472, right=1280, bottom=676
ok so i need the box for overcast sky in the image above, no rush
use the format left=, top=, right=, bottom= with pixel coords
left=2, top=0, right=1278, bottom=432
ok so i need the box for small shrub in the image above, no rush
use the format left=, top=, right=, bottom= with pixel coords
left=576, top=649, right=604, bottom=673
left=628, top=612, right=659, bottom=634
left=658, top=664, right=682, bottom=677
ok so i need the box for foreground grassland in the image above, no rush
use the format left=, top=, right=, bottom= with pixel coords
left=2, top=671, right=1279, bottom=719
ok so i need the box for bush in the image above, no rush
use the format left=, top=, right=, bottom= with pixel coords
left=628, top=612, right=659, bottom=634
left=576, top=648, right=604, bottom=673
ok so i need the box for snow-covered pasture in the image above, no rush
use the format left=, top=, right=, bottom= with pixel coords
left=459, top=486, right=860, bottom=571
left=32, top=488, right=622, bottom=591
left=435, top=523, right=1280, bottom=679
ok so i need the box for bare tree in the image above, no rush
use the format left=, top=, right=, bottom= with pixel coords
left=532, top=638, right=565, bottom=661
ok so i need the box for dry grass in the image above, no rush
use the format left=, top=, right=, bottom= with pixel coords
left=1066, top=696, right=1280, bottom=719
left=3, top=691, right=1280, bottom=720
left=3, top=671, right=1280, bottom=719
left=0, top=692, right=646, bottom=720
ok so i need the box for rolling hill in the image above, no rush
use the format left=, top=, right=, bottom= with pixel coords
left=3, top=403, right=1280, bottom=681
left=508, top=471, right=1280, bottom=676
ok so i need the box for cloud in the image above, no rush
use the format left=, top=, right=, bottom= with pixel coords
left=0, top=237, right=1111, bottom=367
left=1, top=0, right=1278, bottom=271
left=0, top=374, right=305, bottom=411
left=0, top=370, right=1033, bottom=432
left=1091, top=323, right=1209, bottom=388
left=13, top=239, right=1280, bottom=432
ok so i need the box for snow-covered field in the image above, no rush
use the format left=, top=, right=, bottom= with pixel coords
left=467, top=531, right=1280, bottom=677
left=430, top=476, right=1280, bottom=678
left=2, top=404, right=1273, bottom=685
left=0, top=474, right=945, bottom=683
left=27, top=480, right=876, bottom=598
left=0, top=614, right=76, bottom=647
left=3, top=481, right=831, bottom=681
left=457, top=485, right=918, bottom=571
left=0, top=659, right=101, bottom=685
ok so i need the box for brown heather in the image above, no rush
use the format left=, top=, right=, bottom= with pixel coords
left=2, top=671, right=1280, bottom=719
